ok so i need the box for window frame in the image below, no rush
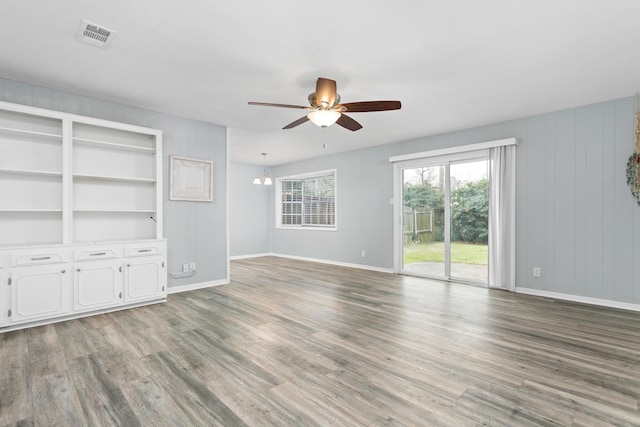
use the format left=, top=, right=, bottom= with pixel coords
left=275, top=169, right=337, bottom=231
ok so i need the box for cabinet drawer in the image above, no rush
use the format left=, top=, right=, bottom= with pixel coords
left=74, top=248, right=121, bottom=261
left=125, top=246, right=160, bottom=257
left=12, top=251, right=68, bottom=266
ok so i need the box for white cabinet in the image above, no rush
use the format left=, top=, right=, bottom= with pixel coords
left=74, top=259, right=123, bottom=313
left=0, top=240, right=166, bottom=331
left=124, top=256, right=166, bottom=303
left=0, top=100, right=167, bottom=333
left=10, top=264, right=71, bottom=324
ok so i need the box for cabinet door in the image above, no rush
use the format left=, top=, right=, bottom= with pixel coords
left=123, top=256, right=166, bottom=303
left=0, top=270, right=8, bottom=327
left=74, top=260, right=123, bottom=312
left=10, top=264, right=71, bottom=323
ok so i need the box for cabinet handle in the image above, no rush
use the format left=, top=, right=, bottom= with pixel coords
left=127, top=264, right=131, bottom=267
left=61, top=269, right=66, bottom=274
left=119, top=292, right=122, bottom=299
left=76, top=268, right=81, bottom=272
left=90, top=252, right=107, bottom=256
left=137, top=249, right=152, bottom=253
left=31, top=256, right=51, bottom=261
left=119, top=266, right=122, bottom=273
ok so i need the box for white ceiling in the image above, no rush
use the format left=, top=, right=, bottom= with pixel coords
left=1, top=1, right=639, bottom=165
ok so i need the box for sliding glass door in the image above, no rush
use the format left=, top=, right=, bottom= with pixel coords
left=400, top=153, right=489, bottom=284
left=402, top=165, right=446, bottom=277
left=449, top=159, right=489, bottom=282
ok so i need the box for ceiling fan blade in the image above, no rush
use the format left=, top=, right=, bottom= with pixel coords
left=335, top=114, right=362, bottom=131
left=248, top=102, right=309, bottom=109
left=283, top=116, right=310, bottom=129
left=315, top=78, right=338, bottom=107
left=337, top=100, right=401, bottom=113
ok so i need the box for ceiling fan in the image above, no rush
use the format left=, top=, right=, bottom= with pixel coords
left=248, top=77, right=401, bottom=131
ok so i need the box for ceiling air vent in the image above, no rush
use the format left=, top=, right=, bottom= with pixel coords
left=76, top=20, right=117, bottom=49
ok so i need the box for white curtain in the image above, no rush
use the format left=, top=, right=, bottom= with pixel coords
left=488, top=145, right=516, bottom=290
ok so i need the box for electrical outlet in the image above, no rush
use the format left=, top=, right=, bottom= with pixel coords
left=182, top=263, right=189, bottom=273
left=190, top=262, right=196, bottom=271
left=533, top=267, right=541, bottom=278
left=361, top=250, right=366, bottom=258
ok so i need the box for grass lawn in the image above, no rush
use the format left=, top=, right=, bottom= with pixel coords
left=404, top=242, right=488, bottom=265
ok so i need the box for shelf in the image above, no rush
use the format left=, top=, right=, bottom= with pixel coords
left=0, top=168, right=62, bottom=177
left=0, top=126, right=62, bottom=141
left=73, top=173, right=155, bottom=183
left=74, top=209, right=156, bottom=213
left=0, top=209, right=62, bottom=213
left=0, top=241, right=62, bottom=249
left=73, top=238, right=159, bottom=245
left=73, top=137, right=155, bottom=153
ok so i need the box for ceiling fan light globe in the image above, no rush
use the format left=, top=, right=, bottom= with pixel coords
left=307, top=110, right=341, bottom=128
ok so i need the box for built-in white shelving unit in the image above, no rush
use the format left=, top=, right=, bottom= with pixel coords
left=72, top=122, right=159, bottom=243
left=0, top=100, right=166, bottom=332
left=0, top=109, right=64, bottom=248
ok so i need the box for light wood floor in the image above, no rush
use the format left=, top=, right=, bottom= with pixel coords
left=2, top=256, right=640, bottom=426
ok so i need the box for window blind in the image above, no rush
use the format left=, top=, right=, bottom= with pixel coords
left=279, top=171, right=335, bottom=228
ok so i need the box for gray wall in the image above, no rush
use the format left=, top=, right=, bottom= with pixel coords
left=270, top=148, right=393, bottom=269
left=0, top=78, right=228, bottom=289
left=228, top=162, right=271, bottom=257
left=268, top=96, right=640, bottom=305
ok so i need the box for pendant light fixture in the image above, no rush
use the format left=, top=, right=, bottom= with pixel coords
left=253, top=153, right=272, bottom=185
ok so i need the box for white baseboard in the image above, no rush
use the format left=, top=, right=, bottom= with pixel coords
left=516, top=287, right=640, bottom=312
left=268, top=253, right=394, bottom=274
left=168, top=279, right=229, bottom=294
left=229, top=253, right=273, bottom=260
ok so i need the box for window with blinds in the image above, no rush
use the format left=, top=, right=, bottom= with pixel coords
left=277, top=170, right=336, bottom=229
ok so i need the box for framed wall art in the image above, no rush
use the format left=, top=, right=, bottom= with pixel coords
left=169, top=155, right=213, bottom=202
